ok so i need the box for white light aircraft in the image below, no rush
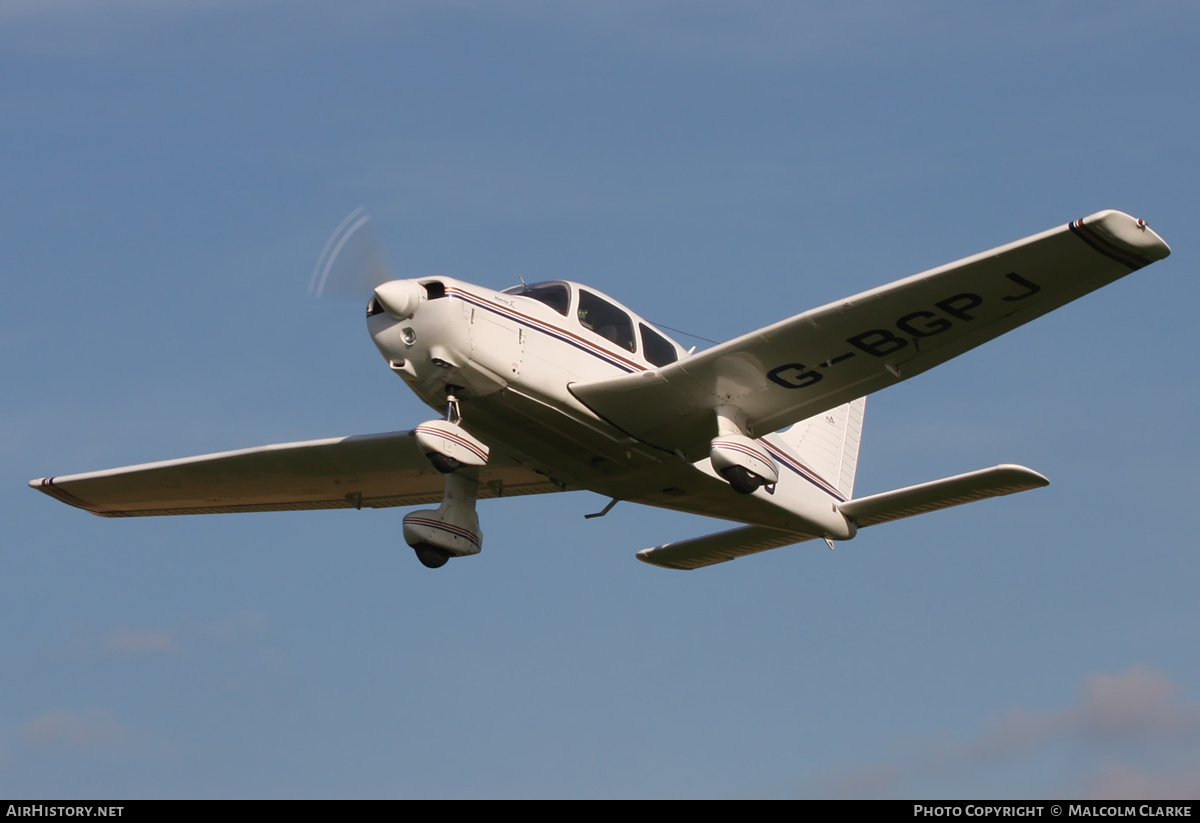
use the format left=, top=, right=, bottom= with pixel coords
left=31, top=210, right=1170, bottom=570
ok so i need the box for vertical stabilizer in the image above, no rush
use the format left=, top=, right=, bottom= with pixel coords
left=773, top=397, right=866, bottom=500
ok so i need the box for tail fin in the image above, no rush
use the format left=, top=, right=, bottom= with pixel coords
left=774, top=397, right=866, bottom=499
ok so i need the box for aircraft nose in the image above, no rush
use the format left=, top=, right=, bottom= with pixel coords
left=370, top=279, right=424, bottom=321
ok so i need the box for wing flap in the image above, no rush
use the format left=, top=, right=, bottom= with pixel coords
left=837, top=464, right=1048, bottom=528
left=636, top=525, right=817, bottom=570
left=573, top=210, right=1170, bottom=455
left=30, top=430, right=564, bottom=517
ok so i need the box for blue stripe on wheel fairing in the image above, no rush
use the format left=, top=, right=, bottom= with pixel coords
left=413, top=425, right=489, bottom=461
left=403, top=515, right=482, bottom=549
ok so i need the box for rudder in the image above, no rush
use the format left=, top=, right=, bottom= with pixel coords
left=773, top=397, right=866, bottom=500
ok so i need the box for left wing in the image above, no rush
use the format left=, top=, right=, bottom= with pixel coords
left=30, top=430, right=565, bottom=517
left=572, top=210, right=1170, bottom=456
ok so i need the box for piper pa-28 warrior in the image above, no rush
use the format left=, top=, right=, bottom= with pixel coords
left=31, top=210, right=1171, bottom=570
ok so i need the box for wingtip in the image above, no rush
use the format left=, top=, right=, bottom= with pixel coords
left=993, top=463, right=1050, bottom=488
left=1080, top=210, right=1171, bottom=263
left=28, top=475, right=101, bottom=513
left=636, top=544, right=696, bottom=570
left=635, top=547, right=661, bottom=565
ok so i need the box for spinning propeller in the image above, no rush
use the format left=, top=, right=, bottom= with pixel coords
left=309, top=207, right=396, bottom=299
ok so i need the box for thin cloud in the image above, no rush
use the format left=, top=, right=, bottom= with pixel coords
left=100, top=626, right=177, bottom=655
left=968, top=667, right=1200, bottom=759
left=1073, top=763, right=1200, bottom=801
left=20, top=710, right=124, bottom=748
left=64, top=611, right=267, bottom=660
left=810, top=666, right=1200, bottom=799
left=191, top=611, right=268, bottom=643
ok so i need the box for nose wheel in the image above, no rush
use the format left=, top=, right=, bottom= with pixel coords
left=402, top=467, right=483, bottom=569
left=404, top=389, right=490, bottom=567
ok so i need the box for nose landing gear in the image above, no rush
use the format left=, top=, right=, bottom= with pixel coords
left=405, top=389, right=488, bottom=568
left=402, top=470, right=483, bottom=569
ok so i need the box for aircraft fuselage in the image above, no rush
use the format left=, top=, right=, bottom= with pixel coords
left=367, top=276, right=856, bottom=540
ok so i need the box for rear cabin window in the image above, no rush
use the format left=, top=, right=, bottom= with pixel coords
left=578, top=290, right=636, bottom=352
left=501, top=282, right=570, bottom=316
left=639, top=323, right=678, bottom=367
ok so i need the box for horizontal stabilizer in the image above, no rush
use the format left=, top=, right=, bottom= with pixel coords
left=641, top=464, right=1047, bottom=570
left=837, top=464, right=1048, bottom=528
left=637, top=525, right=816, bottom=570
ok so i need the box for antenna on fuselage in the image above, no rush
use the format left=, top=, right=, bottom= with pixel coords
left=647, top=320, right=719, bottom=347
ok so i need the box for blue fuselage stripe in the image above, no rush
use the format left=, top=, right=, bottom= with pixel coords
left=448, top=288, right=642, bottom=373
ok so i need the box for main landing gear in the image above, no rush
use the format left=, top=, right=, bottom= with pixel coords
left=709, top=405, right=779, bottom=495
left=403, top=390, right=489, bottom=569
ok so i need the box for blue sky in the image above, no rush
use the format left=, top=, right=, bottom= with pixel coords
left=3, top=1, right=1198, bottom=799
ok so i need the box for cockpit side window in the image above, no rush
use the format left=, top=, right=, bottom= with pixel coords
left=501, top=281, right=570, bottom=316
left=578, top=290, right=636, bottom=352
left=639, top=323, right=678, bottom=367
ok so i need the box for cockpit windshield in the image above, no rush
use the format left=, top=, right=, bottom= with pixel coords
left=501, top=281, right=571, bottom=316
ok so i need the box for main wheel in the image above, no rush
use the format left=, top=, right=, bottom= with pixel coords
left=412, top=545, right=450, bottom=569
left=427, top=452, right=462, bottom=474
left=720, top=465, right=764, bottom=495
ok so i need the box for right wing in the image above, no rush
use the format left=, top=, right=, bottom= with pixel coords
left=30, top=430, right=566, bottom=518
left=573, top=210, right=1170, bottom=457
